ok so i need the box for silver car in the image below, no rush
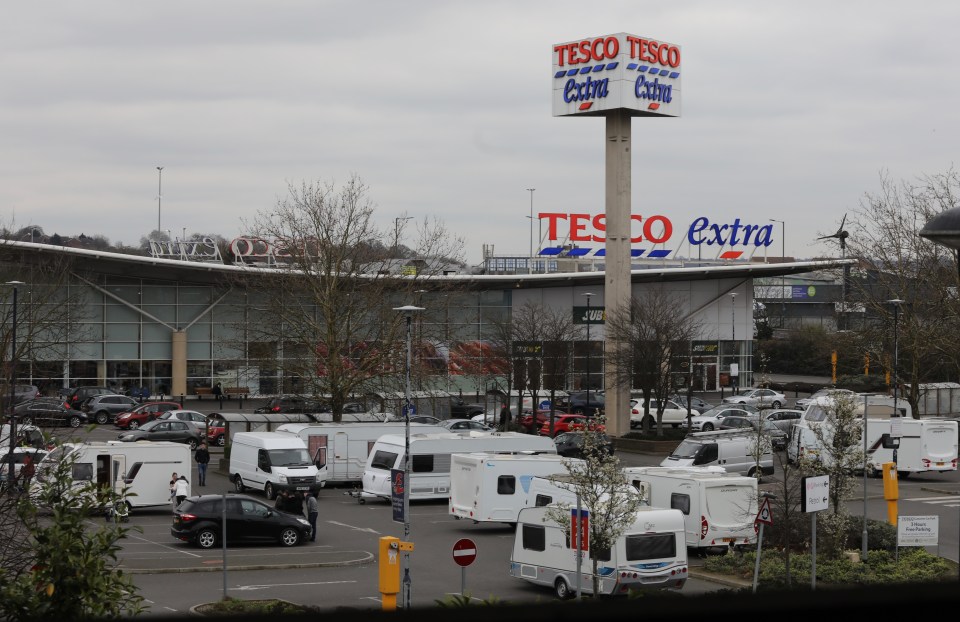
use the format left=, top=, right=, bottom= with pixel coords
left=683, top=406, right=757, bottom=432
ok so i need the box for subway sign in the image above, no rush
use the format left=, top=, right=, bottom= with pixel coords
left=553, top=33, right=681, bottom=118
left=538, top=212, right=775, bottom=260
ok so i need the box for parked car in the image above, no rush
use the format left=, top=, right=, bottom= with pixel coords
left=407, top=415, right=441, bottom=425
left=82, top=394, right=140, bottom=424
left=717, top=416, right=789, bottom=451
left=154, top=410, right=209, bottom=429
left=64, top=386, right=117, bottom=410
left=682, top=406, right=756, bottom=432
left=254, top=396, right=326, bottom=414
left=13, top=398, right=88, bottom=428
left=564, top=391, right=605, bottom=415
left=722, top=388, right=786, bottom=409
left=518, top=409, right=553, bottom=433
left=117, top=418, right=204, bottom=449
left=450, top=397, right=485, bottom=418
left=539, top=414, right=604, bottom=437
left=114, top=401, right=183, bottom=430
left=171, top=494, right=311, bottom=548
left=629, top=398, right=688, bottom=429
left=794, top=388, right=856, bottom=411
left=440, top=419, right=492, bottom=432
left=554, top=431, right=614, bottom=459
left=763, top=409, right=804, bottom=433
left=669, top=394, right=714, bottom=414
left=10, top=384, right=40, bottom=405
left=207, top=422, right=226, bottom=446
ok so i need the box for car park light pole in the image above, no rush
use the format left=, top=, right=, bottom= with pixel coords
left=394, top=304, right=423, bottom=609
left=5, top=281, right=23, bottom=493
left=582, top=293, right=595, bottom=414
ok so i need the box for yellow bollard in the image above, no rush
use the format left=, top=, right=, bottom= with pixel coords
left=378, top=537, right=401, bottom=611
left=882, top=462, right=898, bottom=526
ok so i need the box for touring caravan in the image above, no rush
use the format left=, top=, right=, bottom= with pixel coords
left=621, top=466, right=758, bottom=550
left=276, top=422, right=445, bottom=484
left=361, top=431, right=556, bottom=501
left=510, top=505, right=688, bottom=598
left=449, top=453, right=581, bottom=524
left=35, top=441, right=191, bottom=511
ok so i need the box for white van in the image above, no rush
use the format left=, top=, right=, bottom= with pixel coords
left=449, top=453, right=581, bottom=524
left=622, top=466, right=758, bottom=550
left=361, top=431, right=556, bottom=501
left=660, top=430, right=774, bottom=478
left=510, top=505, right=688, bottom=598
left=229, top=432, right=328, bottom=499
left=35, top=441, right=191, bottom=511
left=276, top=422, right=445, bottom=484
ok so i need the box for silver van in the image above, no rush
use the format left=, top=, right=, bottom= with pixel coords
left=660, top=430, right=774, bottom=478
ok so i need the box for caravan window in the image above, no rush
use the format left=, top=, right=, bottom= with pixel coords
left=521, top=524, right=546, bottom=552
left=497, top=475, right=516, bottom=495
left=412, top=455, right=433, bottom=473
left=591, top=546, right=611, bottom=562
left=671, top=493, right=691, bottom=515
left=534, top=494, right=552, bottom=507
left=805, top=406, right=827, bottom=422
left=72, top=462, right=93, bottom=481
left=370, top=450, right=399, bottom=470
left=625, top=533, right=677, bottom=561
left=126, top=463, right=143, bottom=484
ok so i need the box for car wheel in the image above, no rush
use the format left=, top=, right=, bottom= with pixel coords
left=702, top=423, right=714, bottom=431
left=554, top=577, right=572, bottom=600
left=196, top=528, right=218, bottom=549
left=128, top=420, right=140, bottom=430
left=187, top=438, right=198, bottom=450
left=69, top=416, right=82, bottom=428
left=771, top=401, right=782, bottom=409
left=234, top=476, right=245, bottom=493
left=642, top=415, right=655, bottom=428
left=279, top=527, right=300, bottom=547
left=216, top=434, right=225, bottom=447
left=95, top=411, right=109, bottom=425
left=265, top=482, right=276, bottom=500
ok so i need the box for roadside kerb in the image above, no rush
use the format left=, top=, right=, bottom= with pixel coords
left=688, top=568, right=750, bottom=589
left=123, top=550, right=374, bottom=574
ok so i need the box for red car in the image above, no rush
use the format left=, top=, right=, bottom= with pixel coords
left=521, top=410, right=573, bottom=433
left=539, top=414, right=604, bottom=437
left=207, top=422, right=226, bottom=446
left=113, top=401, right=182, bottom=430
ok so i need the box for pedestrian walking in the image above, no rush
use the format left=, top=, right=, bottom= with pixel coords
left=195, top=442, right=210, bottom=486
left=169, top=472, right=179, bottom=512
left=306, top=492, right=319, bottom=542
left=174, top=475, right=189, bottom=507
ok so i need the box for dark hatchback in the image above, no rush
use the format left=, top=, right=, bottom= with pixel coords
left=13, top=398, right=89, bottom=428
left=553, top=431, right=615, bottom=458
left=172, top=495, right=312, bottom=548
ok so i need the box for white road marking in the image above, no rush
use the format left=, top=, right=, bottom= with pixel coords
left=124, top=533, right=202, bottom=558
left=233, top=580, right=356, bottom=592
left=904, top=495, right=960, bottom=501
left=326, top=520, right=380, bottom=534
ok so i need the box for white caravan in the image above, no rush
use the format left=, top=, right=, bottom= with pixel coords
left=510, top=505, right=688, bottom=598
left=35, top=441, right=191, bottom=511
left=622, top=466, right=758, bottom=550
left=449, top=453, right=582, bottom=524
left=276, top=422, right=445, bottom=484
left=229, top=432, right=328, bottom=499
left=660, top=429, right=774, bottom=477
left=361, top=431, right=556, bottom=501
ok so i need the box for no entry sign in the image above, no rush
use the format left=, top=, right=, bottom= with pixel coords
left=452, top=538, right=477, bottom=567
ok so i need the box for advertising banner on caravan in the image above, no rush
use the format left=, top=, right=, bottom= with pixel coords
left=552, top=33, right=682, bottom=118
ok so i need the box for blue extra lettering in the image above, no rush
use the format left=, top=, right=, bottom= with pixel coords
left=563, top=76, right=610, bottom=103
left=634, top=75, right=673, bottom=103
left=687, top=217, right=774, bottom=247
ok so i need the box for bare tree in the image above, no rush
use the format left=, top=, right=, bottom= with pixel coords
left=234, top=176, right=465, bottom=420
left=605, top=288, right=702, bottom=437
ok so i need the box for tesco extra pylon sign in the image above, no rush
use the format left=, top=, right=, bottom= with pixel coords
left=552, top=33, right=681, bottom=117
left=538, top=213, right=775, bottom=260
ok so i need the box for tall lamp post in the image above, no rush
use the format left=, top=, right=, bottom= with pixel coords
left=393, top=304, right=423, bottom=609
left=729, top=292, right=738, bottom=394
left=156, top=166, right=164, bottom=235
left=769, top=218, right=786, bottom=325
left=583, top=293, right=595, bottom=410
left=887, top=299, right=904, bottom=419
left=526, top=188, right=535, bottom=275
left=5, top=281, right=23, bottom=493
left=919, top=207, right=960, bottom=584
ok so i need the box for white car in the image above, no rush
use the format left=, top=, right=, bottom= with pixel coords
left=629, top=398, right=689, bottom=428
left=683, top=406, right=757, bottom=432
left=155, top=409, right=209, bottom=429
left=794, top=388, right=855, bottom=411
left=722, top=388, right=786, bottom=409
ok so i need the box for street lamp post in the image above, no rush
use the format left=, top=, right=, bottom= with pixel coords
left=583, top=293, right=595, bottom=411
left=770, top=219, right=786, bottom=326
left=156, top=166, right=164, bottom=235
left=526, top=188, right=535, bottom=275
left=5, top=281, right=23, bottom=493
left=393, top=304, right=423, bottom=609
left=888, top=299, right=904, bottom=421
left=919, top=208, right=960, bottom=583
left=729, top=292, right=738, bottom=395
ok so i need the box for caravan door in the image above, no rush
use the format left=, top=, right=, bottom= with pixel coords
left=112, top=454, right=127, bottom=496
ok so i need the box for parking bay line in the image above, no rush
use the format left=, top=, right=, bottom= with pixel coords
left=233, top=580, right=356, bottom=592
left=327, top=520, right=380, bottom=534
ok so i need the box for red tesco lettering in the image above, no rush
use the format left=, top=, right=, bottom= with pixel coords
left=554, top=36, right=620, bottom=66
left=626, top=35, right=681, bottom=68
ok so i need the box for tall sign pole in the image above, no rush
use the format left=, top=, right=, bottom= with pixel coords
left=552, top=33, right=682, bottom=437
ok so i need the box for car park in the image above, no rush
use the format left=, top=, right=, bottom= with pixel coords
left=13, top=398, right=88, bottom=428
left=64, top=386, right=117, bottom=410
left=722, top=388, right=786, bottom=409
left=154, top=410, right=209, bottom=429
left=629, top=398, right=688, bottom=428
left=440, top=419, right=492, bottom=432
left=553, top=431, right=614, bottom=458
left=794, top=388, right=856, bottom=411
left=718, top=415, right=788, bottom=450
left=81, top=394, right=140, bottom=424
left=669, top=394, right=714, bottom=414
left=117, top=418, right=204, bottom=449
left=682, top=406, right=756, bottom=432
left=114, top=401, right=183, bottom=429
left=763, top=408, right=804, bottom=433
left=171, top=494, right=312, bottom=548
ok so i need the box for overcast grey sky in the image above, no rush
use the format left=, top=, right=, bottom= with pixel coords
left=2, top=1, right=958, bottom=266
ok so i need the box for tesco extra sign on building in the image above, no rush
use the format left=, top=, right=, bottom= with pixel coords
left=552, top=33, right=681, bottom=118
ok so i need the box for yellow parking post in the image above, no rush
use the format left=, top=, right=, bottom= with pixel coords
left=882, top=462, right=898, bottom=526
left=378, top=537, right=400, bottom=611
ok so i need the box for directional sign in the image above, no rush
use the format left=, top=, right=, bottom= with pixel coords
left=801, top=474, right=830, bottom=513
left=755, top=497, right=774, bottom=526
left=452, top=538, right=477, bottom=567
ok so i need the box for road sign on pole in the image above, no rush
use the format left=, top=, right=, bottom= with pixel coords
left=452, top=539, right=477, bottom=567
left=755, top=497, right=774, bottom=525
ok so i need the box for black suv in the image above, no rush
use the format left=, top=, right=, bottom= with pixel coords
left=450, top=397, right=485, bottom=418
left=65, top=386, right=116, bottom=410
left=565, top=391, right=605, bottom=415
left=171, top=495, right=311, bottom=549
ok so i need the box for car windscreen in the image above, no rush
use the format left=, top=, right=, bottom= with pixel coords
left=267, top=448, right=311, bottom=466
left=671, top=440, right=701, bottom=459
